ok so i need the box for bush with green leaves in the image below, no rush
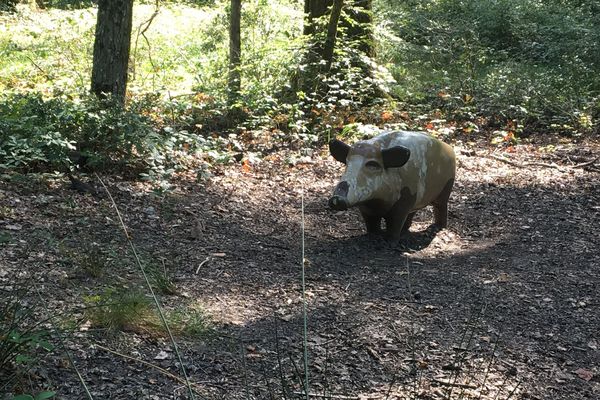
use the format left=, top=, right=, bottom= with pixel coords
left=12, top=391, right=56, bottom=400
left=0, top=0, right=18, bottom=13
left=84, top=288, right=154, bottom=332
left=39, top=0, right=96, bottom=10
left=0, top=286, right=55, bottom=394
left=376, top=0, right=600, bottom=134
left=0, top=93, right=204, bottom=176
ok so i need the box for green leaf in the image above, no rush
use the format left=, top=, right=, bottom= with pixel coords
left=38, top=340, right=55, bottom=352
left=15, top=354, right=32, bottom=364
left=35, top=391, right=56, bottom=400
left=13, top=395, right=35, bottom=400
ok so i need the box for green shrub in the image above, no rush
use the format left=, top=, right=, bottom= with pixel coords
left=0, top=93, right=203, bottom=176
left=0, top=286, right=55, bottom=393
left=40, top=0, right=96, bottom=10
left=167, top=306, right=212, bottom=338
left=376, top=0, right=600, bottom=134
left=0, top=0, right=18, bottom=13
left=84, top=288, right=154, bottom=332
left=12, top=392, right=56, bottom=400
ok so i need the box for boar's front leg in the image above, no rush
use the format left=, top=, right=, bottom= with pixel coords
left=362, top=214, right=383, bottom=234
left=385, top=188, right=417, bottom=242
left=358, top=202, right=383, bottom=234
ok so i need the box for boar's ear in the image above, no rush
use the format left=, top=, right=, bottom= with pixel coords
left=329, top=139, right=350, bottom=164
left=381, top=146, right=411, bottom=168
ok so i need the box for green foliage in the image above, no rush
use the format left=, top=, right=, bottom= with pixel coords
left=12, top=391, right=56, bottom=400
left=40, top=0, right=96, bottom=10
left=83, top=289, right=213, bottom=337
left=0, top=0, right=18, bottom=12
left=0, top=2, right=309, bottom=175
left=0, top=93, right=204, bottom=176
left=147, top=261, right=177, bottom=295
left=377, top=0, right=600, bottom=134
left=1, top=0, right=597, bottom=175
left=84, top=288, right=153, bottom=332
left=167, top=306, right=212, bottom=338
left=0, top=286, right=55, bottom=392
left=298, top=46, right=395, bottom=138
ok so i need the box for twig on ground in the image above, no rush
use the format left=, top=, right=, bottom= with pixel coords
left=24, top=54, right=52, bottom=80
left=195, top=255, right=213, bottom=274
left=488, top=154, right=565, bottom=171
left=292, top=392, right=359, bottom=400
left=571, top=156, right=599, bottom=169
left=431, top=379, right=478, bottom=389
left=487, top=153, right=599, bottom=172
left=95, top=343, right=201, bottom=391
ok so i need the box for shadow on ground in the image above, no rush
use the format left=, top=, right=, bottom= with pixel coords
left=1, top=153, right=598, bottom=399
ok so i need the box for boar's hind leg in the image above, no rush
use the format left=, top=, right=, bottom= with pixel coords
left=361, top=214, right=383, bottom=234
left=432, top=178, right=454, bottom=228
left=401, top=212, right=416, bottom=233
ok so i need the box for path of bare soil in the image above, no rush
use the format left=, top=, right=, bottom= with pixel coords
left=1, top=138, right=599, bottom=400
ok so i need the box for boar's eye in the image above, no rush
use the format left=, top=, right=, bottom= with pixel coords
left=365, top=160, right=382, bottom=170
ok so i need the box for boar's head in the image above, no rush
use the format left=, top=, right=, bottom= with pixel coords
left=328, top=139, right=411, bottom=211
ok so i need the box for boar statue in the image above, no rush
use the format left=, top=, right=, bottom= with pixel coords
left=328, top=131, right=456, bottom=242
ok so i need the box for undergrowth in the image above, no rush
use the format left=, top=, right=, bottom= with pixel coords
left=3, top=1, right=596, bottom=180
left=0, top=288, right=55, bottom=393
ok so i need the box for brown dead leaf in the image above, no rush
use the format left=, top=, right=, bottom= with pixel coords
left=241, top=159, right=252, bottom=173
left=574, top=368, right=594, bottom=381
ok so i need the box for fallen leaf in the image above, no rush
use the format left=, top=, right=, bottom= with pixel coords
left=280, top=314, right=293, bottom=322
left=241, top=159, right=252, bottom=173
left=574, top=368, right=594, bottom=381
left=154, top=350, right=170, bottom=360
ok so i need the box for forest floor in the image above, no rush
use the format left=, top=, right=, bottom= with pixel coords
left=1, top=135, right=599, bottom=400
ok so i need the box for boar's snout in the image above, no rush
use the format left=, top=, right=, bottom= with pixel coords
left=329, top=181, right=350, bottom=211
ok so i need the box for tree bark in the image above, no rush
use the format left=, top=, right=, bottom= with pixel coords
left=228, top=0, right=242, bottom=104
left=304, top=0, right=333, bottom=37
left=90, top=0, right=134, bottom=105
left=322, top=0, right=344, bottom=72
left=342, top=0, right=374, bottom=57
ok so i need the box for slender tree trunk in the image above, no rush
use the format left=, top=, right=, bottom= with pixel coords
left=322, top=0, right=344, bottom=72
left=303, top=0, right=311, bottom=36
left=343, top=0, right=374, bottom=57
left=304, top=0, right=333, bottom=38
left=228, top=0, right=242, bottom=104
left=90, top=0, right=134, bottom=105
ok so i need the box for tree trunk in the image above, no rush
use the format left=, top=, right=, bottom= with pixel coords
left=303, top=0, right=311, bottom=36
left=228, top=0, right=242, bottom=104
left=304, top=0, right=333, bottom=37
left=342, top=0, right=374, bottom=57
left=90, top=0, right=134, bottom=105
left=322, top=0, right=344, bottom=72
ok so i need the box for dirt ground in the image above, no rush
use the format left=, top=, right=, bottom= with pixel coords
left=1, top=136, right=599, bottom=400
